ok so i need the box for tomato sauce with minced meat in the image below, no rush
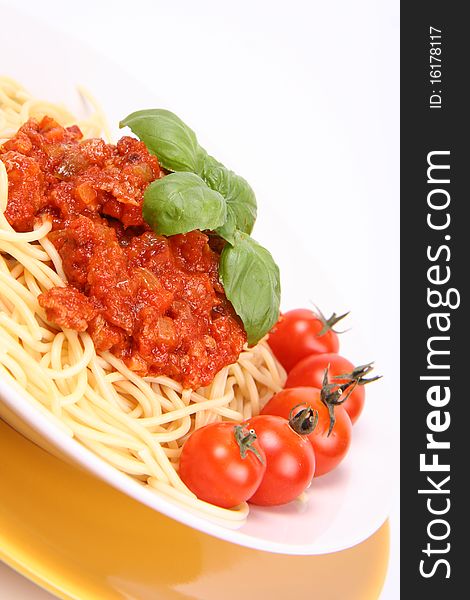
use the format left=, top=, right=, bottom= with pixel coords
left=0, top=117, right=246, bottom=388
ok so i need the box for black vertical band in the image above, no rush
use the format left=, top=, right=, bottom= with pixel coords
left=400, top=4, right=466, bottom=595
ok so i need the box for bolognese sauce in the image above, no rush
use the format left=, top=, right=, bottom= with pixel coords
left=0, top=117, right=246, bottom=388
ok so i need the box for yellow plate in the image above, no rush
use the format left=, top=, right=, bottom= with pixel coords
left=0, top=419, right=389, bottom=599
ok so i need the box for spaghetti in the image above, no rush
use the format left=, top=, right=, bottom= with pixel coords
left=0, top=77, right=286, bottom=526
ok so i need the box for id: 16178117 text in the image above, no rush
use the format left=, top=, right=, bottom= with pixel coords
left=429, top=26, right=442, bottom=109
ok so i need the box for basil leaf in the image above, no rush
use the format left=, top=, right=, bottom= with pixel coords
left=215, top=210, right=237, bottom=244
left=143, top=172, right=227, bottom=236
left=120, top=109, right=201, bottom=173
left=219, top=231, right=280, bottom=345
left=201, top=154, right=257, bottom=236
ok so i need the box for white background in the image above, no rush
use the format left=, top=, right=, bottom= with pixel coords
left=0, top=0, right=400, bottom=597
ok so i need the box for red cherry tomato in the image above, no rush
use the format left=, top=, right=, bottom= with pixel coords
left=261, top=387, right=352, bottom=477
left=286, top=353, right=365, bottom=424
left=267, top=308, right=346, bottom=372
left=245, top=414, right=315, bottom=506
left=179, top=422, right=266, bottom=508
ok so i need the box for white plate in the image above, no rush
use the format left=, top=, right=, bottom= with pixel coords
left=0, top=4, right=394, bottom=555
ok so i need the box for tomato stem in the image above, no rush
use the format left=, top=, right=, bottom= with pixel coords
left=332, top=361, right=382, bottom=386
left=320, top=367, right=356, bottom=436
left=320, top=362, right=381, bottom=435
left=234, top=425, right=264, bottom=463
left=288, top=404, right=318, bottom=436
left=311, top=302, right=350, bottom=336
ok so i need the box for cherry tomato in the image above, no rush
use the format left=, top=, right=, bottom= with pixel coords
left=179, top=422, right=266, bottom=508
left=267, top=308, right=347, bottom=372
left=286, top=353, right=365, bottom=424
left=261, top=387, right=352, bottom=477
left=245, top=414, right=315, bottom=506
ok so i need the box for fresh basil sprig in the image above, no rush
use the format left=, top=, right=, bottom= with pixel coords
left=120, top=110, right=256, bottom=237
left=219, top=231, right=280, bottom=346
left=120, top=109, right=280, bottom=345
left=143, top=172, right=227, bottom=236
